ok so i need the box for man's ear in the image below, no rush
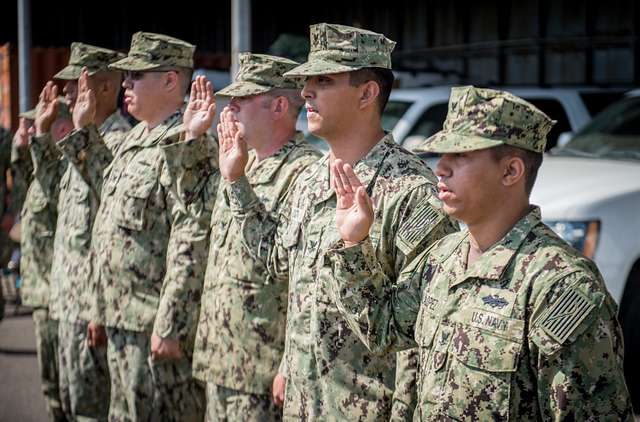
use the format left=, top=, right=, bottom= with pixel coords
left=359, top=80, right=380, bottom=110
left=271, top=96, right=289, bottom=119
left=164, top=71, right=179, bottom=92
left=502, top=156, right=526, bottom=187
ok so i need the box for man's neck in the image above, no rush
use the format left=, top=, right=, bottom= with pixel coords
left=327, top=122, right=385, bottom=166
left=94, top=105, right=117, bottom=128
left=144, top=102, right=182, bottom=132
left=253, top=126, right=296, bottom=162
left=466, top=200, right=530, bottom=265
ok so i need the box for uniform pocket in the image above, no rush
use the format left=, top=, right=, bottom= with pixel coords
left=446, top=324, right=522, bottom=420
left=114, top=181, right=155, bottom=231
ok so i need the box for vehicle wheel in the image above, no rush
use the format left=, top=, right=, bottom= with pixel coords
left=619, top=260, right=640, bottom=411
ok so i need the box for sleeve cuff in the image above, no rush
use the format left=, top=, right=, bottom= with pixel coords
left=56, top=124, right=100, bottom=165
left=227, top=175, right=261, bottom=212
left=326, top=236, right=380, bottom=279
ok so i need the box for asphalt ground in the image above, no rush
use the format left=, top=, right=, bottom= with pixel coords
left=0, top=303, right=48, bottom=422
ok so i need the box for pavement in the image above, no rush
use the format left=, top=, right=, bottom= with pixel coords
left=0, top=304, right=48, bottom=422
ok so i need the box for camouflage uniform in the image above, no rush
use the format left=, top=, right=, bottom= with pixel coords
left=89, top=32, right=218, bottom=421
left=329, top=87, right=634, bottom=420
left=50, top=43, right=130, bottom=421
left=20, top=99, right=72, bottom=422
left=227, top=24, right=457, bottom=421
left=192, top=53, right=321, bottom=422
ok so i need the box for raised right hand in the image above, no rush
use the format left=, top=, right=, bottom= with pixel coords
left=217, top=107, right=248, bottom=182
left=73, top=68, right=96, bottom=129
left=34, top=81, right=59, bottom=136
left=14, top=118, right=31, bottom=149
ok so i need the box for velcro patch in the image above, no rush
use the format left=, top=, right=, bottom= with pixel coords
left=538, top=288, right=596, bottom=344
left=397, top=197, right=444, bottom=254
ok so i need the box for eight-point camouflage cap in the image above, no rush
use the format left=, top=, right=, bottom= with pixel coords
left=109, top=32, right=195, bottom=71
left=416, top=86, right=556, bottom=154
left=54, top=42, right=126, bottom=80
left=284, top=23, right=396, bottom=77
left=216, top=53, right=301, bottom=97
left=20, top=96, right=72, bottom=121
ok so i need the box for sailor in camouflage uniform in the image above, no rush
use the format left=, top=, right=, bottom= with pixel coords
left=20, top=87, right=73, bottom=422
left=218, top=23, right=457, bottom=421
left=327, top=86, right=634, bottom=420
left=193, top=53, right=321, bottom=421
left=76, top=32, right=219, bottom=421
left=49, top=43, right=131, bottom=421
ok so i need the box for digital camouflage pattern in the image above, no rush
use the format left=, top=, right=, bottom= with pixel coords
left=49, top=111, right=130, bottom=421
left=228, top=133, right=457, bottom=420
left=328, top=207, right=634, bottom=421
left=106, top=327, right=206, bottom=422
left=20, top=131, right=66, bottom=308
left=216, top=53, right=301, bottom=97
left=50, top=110, right=131, bottom=324
left=9, top=130, right=34, bottom=216
left=284, top=23, right=396, bottom=77
left=416, top=86, right=556, bottom=154
left=89, top=109, right=218, bottom=342
left=205, top=383, right=282, bottom=422
left=58, top=321, right=110, bottom=420
left=109, top=32, right=195, bottom=71
left=54, top=42, right=125, bottom=80
left=32, top=308, right=66, bottom=421
left=192, top=135, right=320, bottom=396
left=87, top=109, right=218, bottom=420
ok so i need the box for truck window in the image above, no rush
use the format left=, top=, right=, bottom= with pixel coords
left=406, top=102, right=449, bottom=139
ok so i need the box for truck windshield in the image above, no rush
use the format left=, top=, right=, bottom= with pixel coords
left=554, top=96, right=640, bottom=161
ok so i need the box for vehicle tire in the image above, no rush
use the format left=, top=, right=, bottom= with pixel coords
left=619, top=259, right=640, bottom=411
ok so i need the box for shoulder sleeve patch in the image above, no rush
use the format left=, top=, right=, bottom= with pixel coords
left=397, top=195, right=446, bottom=255
left=536, top=287, right=596, bottom=345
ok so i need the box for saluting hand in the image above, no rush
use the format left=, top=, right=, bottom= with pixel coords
left=183, top=75, right=216, bottom=140
left=73, top=68, right=96, bottom=129
left=217, top=107, right=248, bottom=182
left=332, top=159, right=375, bottom=246
left=34, top=81, right=59, bottom=136
left=14, top=118, right=31, bottom=149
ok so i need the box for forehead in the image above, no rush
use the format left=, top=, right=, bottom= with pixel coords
left=231, top=93, right=268, bottom=103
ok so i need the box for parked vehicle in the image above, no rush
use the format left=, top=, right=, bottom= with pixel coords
left=298, top=85, right=607, bottom=153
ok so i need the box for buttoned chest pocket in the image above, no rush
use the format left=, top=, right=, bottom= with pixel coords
left=446, top=324, right=523, bottom=421
left=114, top=174, right=157, bottom=232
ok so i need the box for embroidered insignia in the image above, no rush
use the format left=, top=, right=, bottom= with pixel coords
left=538, top=288, right=596, bottom=344
left=482, top=294, right=509, bottom=309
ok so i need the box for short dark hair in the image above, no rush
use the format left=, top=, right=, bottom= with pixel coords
left=348, top=67, right=394, bottom=115
left=264, top=88, right=305, bottom=119
left=489, top=144, right=543, bottom=196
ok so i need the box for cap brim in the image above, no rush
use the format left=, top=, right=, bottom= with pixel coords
left=19, top=109, right=36, bottom=120
left=216, top=81, right=273, bottom=97
left=284, top=59, right=359, bottom=77
left=54, top=65, right=101, bottom=80
left=108, top=56, right=160, bottom=71
left=414, top=130, right=505, bottom=153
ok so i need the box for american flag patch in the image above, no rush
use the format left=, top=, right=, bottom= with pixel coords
left=398, top=200, right=441, bottom=247
left=539, top=288, right=596, bottom=344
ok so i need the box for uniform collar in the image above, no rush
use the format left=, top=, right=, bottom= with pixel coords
left=447, top=206, right=542, bottom=288
left=121, top=108, right=183, bottom=154
left=310, top=132, right=396, bottom=205
left=247, top=132, right=304, bottom=185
